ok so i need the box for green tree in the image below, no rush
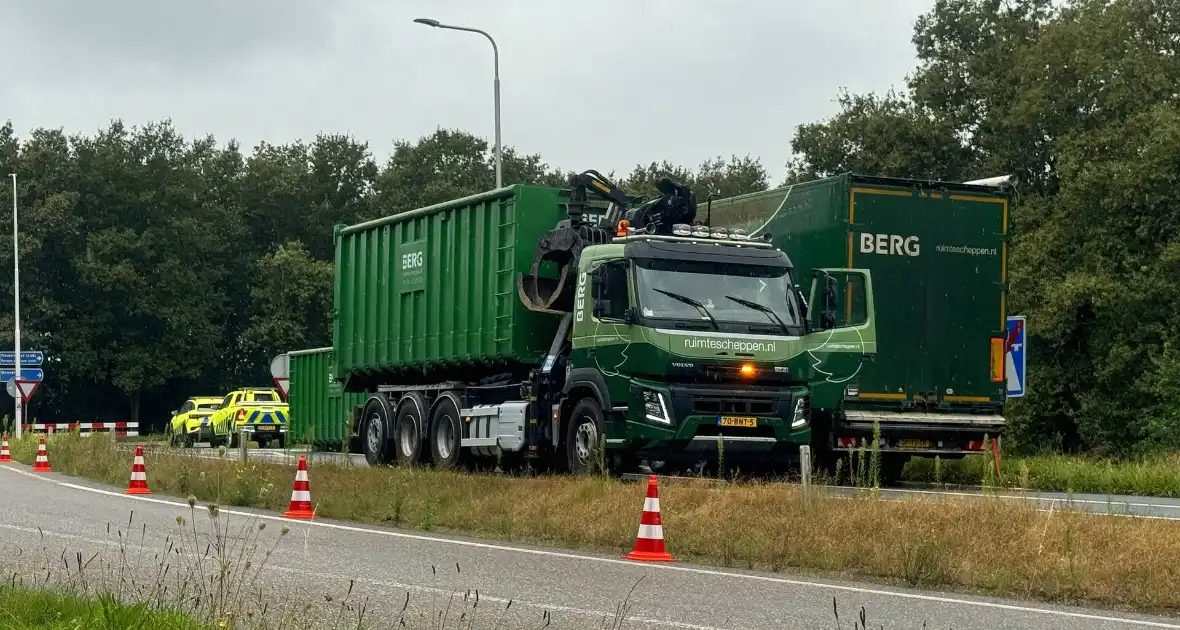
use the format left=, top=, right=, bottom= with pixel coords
left=784, top=0, right=1180, bottom=453
left=373, top=128, right=565, bottom=214
left=239, top=240, right=334, bottom=385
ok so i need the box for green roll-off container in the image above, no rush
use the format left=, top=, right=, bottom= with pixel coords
left=288, top=347, right=368, bottom=450
left=333, top=185, right=572, bottom=391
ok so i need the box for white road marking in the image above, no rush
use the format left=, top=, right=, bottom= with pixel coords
left=0, top=521, right=723, bottom=630
left=3, top=465, right=1179, bottom=628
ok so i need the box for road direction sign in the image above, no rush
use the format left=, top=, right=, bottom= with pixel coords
left=0, top=368, right=42, bottom=382
left=0, top=350, right=43, bottom=366
left=1005, top=315, right=1026, bottom=398
left=14, top=379, right=39, bottom=403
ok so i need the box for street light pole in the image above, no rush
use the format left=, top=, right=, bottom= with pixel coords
left=414, top=18, right=502, bottom=189
left=10, top=173, right=20, bottom=440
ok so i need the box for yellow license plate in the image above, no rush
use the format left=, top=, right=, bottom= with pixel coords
left=718, top=416, right=757, bottom=428
left=255, top=425, right=276, bottom=432
left=898, top=439, right=932, bottom=448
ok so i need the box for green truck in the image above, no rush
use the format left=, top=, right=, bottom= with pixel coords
left=709, top=173, right=1013, bottom=480
left=326, top=173, right=879, bottom=473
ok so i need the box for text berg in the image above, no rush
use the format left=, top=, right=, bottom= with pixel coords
left=859, top=233, right=919, bottom=257
left=401, top=251, right=424, bottom=269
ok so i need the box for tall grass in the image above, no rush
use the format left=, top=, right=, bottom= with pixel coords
left=902, top=451, right=1180, bottom=497
left=9, top=433, right=1180, bottom=613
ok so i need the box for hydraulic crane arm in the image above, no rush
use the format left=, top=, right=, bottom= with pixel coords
left=517, top=169, right=699, bottom=313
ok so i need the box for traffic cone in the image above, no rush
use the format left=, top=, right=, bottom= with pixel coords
left=0, top=433, right=11, bottom=463
left=32, top=436, right=51, bottom=472
left=623, top=475, right=676, bottom=562
left=124, top=444, right=152, bottom=495
left=282, top=454, right=314, bottom=519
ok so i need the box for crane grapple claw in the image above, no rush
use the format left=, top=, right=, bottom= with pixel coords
left=517, top=224, right=613, bottom=314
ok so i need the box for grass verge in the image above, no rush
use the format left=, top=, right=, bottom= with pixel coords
left=0, top=585, right=205, bottom=629
left=902, top=451, right=1180, bottom=497
left=10, top=433, right=1180, bottom=616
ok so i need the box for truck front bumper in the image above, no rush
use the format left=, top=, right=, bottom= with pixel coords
left=611, top=380, right=811, bottom=456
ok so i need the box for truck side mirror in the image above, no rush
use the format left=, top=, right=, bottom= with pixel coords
left=808, top=269, right=869, bottom=331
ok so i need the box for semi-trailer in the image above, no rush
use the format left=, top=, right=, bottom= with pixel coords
left=709, top=173, right=1013, bottom=480
left=327, top=173, right=879, bottom=473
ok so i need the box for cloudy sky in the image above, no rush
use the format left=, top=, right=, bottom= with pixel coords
left=1, top=0, right=934, bottom=182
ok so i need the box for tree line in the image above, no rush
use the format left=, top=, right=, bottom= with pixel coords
left=2, top=0, right=1177, bottom=456
left=0, top=123, right=772, bottom=430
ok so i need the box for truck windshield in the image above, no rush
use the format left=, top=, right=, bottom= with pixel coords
left=633, top=259, right=803, bottom=333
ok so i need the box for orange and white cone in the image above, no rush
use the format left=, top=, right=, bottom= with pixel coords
left=0, top=433, right=11, bottom=462
left=32, top=436, right=51, bottom=472
left=124, top=443, right=152, bottom=495
left=623, top=475, right=676, bottom=562
left=282, top=454, right=314, bottom=519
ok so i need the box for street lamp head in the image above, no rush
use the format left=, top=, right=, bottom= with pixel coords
left=413, top=18, right=441, bottom=27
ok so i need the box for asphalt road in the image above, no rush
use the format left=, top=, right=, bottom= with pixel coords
left=147, top=443, right=1180, bottom=521
left=2, top=462, right=1179, bottom=629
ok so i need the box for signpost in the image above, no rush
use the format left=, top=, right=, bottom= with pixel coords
left=3, top=349, right=45, bottom=429
left=1, top=368, right=43, bottom=382
left=9, top=174, right=19, bottom=438
left=0, top=351, right=42, bottom=366
left=13, top=379, right=38, bottom=403
left=1005, top=316, right=1026, bottom=398
left=270, top=353, right=290, bottom=400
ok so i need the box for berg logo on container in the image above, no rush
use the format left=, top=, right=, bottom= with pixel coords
left=859, top=233, right=920, bottom=257
left=397, top=240, right=428, bottom=293
left=401, top=252, right=424, bottom=269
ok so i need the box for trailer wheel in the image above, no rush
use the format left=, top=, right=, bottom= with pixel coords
left=565, top=398, right=605, bottom=475
left=429, top=397, right=462, bottom=470
left=395, top=402, right=424, bottom=467
left=362, top=398, right=394, bottom=466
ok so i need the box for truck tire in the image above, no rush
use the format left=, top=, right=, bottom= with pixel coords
left=361, top=398, right=394, bottom=467
left=565, top=398, right=605, bottom=475
left=395, top=400, right=425, bottom=467
left=429, top=396, right=462, bottom=470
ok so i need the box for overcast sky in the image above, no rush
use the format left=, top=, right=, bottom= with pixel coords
left=1, top=0, right=934, bottom=182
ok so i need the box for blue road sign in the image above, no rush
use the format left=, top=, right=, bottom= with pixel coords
left=1005, top=316, right=1026, bottom=398
left=0, top=351, right=43, bottom=366
left=0, top=368, right=43, bottom=382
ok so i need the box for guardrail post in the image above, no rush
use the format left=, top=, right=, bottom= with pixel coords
left=799, top=445, right=812, bottom=503
left=239, top=429, right=248, bottom=463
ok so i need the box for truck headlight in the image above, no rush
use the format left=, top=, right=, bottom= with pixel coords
left=643, top=389, right=671, bottom=425
left=790, top=396, right=809, bottom=428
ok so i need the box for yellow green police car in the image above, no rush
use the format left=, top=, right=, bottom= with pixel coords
left=167, top=396, right=224, bottom=447
left=208, top=388, right=289, bottom=449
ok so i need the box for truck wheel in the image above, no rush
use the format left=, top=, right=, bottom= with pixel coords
left=429, top=397, right=462, bottom=470
left=362, top=398, right=394, bottom=466
left=395, top=402, right=424, bottom=467
left=565, top=398, right=605, bottom=475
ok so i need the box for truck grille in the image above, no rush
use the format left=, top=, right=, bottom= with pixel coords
left=692, top=398, right=775, bottom=416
